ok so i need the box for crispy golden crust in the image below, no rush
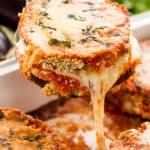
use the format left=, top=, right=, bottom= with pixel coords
left=106, top=46, right=150, bottom=119
left=16, top=49, right=139, bottom=97
left=31, top=66, right=89, bottom=97
left=18, top=0, right=129, bottom=58
left=110, top=122, right=150, bottom=150
left=17, top=0, right=134, bottom=98
left=29, top=97, right=143, bottom=149
left=0, top=108, right=80, bottom=150
left=17, top=0, right=130, bottom=74
left=106, top=74, right=150, bottom=119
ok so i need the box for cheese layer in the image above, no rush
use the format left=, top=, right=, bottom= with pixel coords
left=19, top=0, right=129, bottom=57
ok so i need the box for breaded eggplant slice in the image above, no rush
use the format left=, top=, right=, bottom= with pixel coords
left=106, top=46, right=150, bottom=119
left=110, top=122, right=150, bottom=150
left=16, top=0, right=137, bottom=97
left=0, top=108, right=78, bottom=150
left=17, top=2, right=141, bottom=148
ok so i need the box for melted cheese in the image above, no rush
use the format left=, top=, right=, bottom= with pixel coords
left=75, top=130, right=111, bottom=150
left=77, top=54, right=129, bottom=149
left=53, top=37, right=140, bottom=149
left=16, top=38, right=27, bottom=55
left=48, top=54, right=129, bottom=149
left=50, top=54, right=129, bottom=149
left=139, top=127, right=150, bottom=144
left=19, top=0, right=129, bottom=57
left=17, top=35, right=141, bottom=149
left=17, top=0, right=141, bottom=149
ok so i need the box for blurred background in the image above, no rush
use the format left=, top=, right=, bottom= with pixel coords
left=113, top=0, right=150, bottom=15
left=0, top=0, right=25, bottom=30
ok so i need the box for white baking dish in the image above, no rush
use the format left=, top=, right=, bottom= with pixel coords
left=0, top=57, right=58, bottom=112
left=0, top=12, right=149, bottom=112
left=131, top=11, right=150, bottom=40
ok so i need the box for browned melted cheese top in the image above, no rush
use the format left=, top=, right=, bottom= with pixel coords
left=18, top=1, right=137, bottom=150
left=19, top=0, right=129, bottom=56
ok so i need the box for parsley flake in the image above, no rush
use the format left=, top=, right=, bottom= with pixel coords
left=48, top=39, right=71, bottom=48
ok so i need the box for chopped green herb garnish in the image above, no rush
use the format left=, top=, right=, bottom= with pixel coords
left=38, top=11, right=51, bottom=20
left=39, top=12, right=49, bottom=17
left=48, top=39, right=71, bottom=48
left=82, top=25, right=93, bottom=36
left=83, top=2, right=94, bottom=5
left=81, top=25, right=96, bottom=42
left=82, top=8, right=99, bottom=12
left=68, top=14, right=86, bottom=21
left=92, top=26, right=107, bottom=33
left=38, top=20, right=56, bottom=31
left=81, top=26, right=106, bottom=45
left=81, top=26, right=94, bottom=43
